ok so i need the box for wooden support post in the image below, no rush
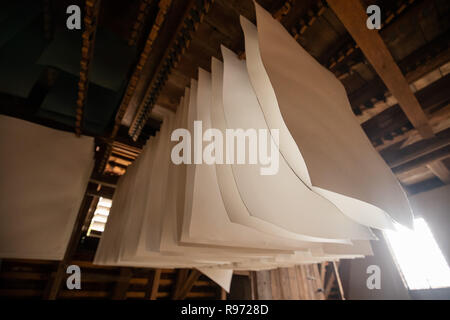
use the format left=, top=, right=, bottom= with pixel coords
left=249, top=271, right=258, bottom=300
left=174, top=269, right=201, bottom=300
left=324, top=271, right=336, bottom=299
left=221, top=288, right=227, bottom=300
left=254, top=270, right=272, bottom=300
left=75, top=0, right=102, bottom=136
left=427, top=161, right=450, bottom=184
left=112, top=268, right=133, bottom=300
left=145, top=269, right=162, bottom=300
left=320, top=262, right=327, bottom=286
left=332, top=261, right=345, bottom=300
left=43, top=193, right=93, bottom=300
left=172, top=269, right=188, bottom=299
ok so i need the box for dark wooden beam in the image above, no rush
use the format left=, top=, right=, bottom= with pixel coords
left=172, top=269, right=188, bottom=299
left=75, top=0, right=102, bottom=136
left=381, top=128, right=450, bottom=168
left=391, top=145, right=450, bottom=175
left=327, top=0, right=434, bottom=138
left=362, top=71, right=450, bottom=142
left=174, top=269, right=201, bottom=300
left=427, top=160, right=450, bottom=184
left=332, top=261, right=345, bottom=300
left=144, top=269, right=162, bottom=300
left=43, top=193, right=94, bottom=299
left=404, top=176, right=445, bottom=195
left=111, top=268, right=133, bottom=300
left=129, top=0, right=215, bottom=140
left=86, top=183, right=115, bottom=199
left=98, top=0, right=173, bottom=173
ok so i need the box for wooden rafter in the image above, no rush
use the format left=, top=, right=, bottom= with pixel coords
left=129, top=0, right=215, bottom=141
left=326, top=0, right=419, bottom=71
left=273, top=0, right=294, bottom=22
left=144, top=269, right=162, bottom=300
left=328, top=0, right=450, bottom=185
left=331, top=261, right=345, bottom=300
left=128, top=0, right=154, bottom=46
left=43, top=192, right=94, bottom=299
left=112, top=268, right=133, bottom=300
left=327, top=0, right=433, bottom=139
left=173, top=269, right=201, bottom=300
left=98, top=0, right=173, bottom=173
left=75, top=0, right=101, bottom=136
left=290, top=0, right=326, bottom=41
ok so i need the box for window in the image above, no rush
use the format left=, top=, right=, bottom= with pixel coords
left=87, top=197, right=112, bottom=237
left=385, top=217, right=450, bottom=290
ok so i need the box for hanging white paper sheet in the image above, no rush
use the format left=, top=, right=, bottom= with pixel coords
left=253, top=2, right=412, bottom=228
left=0, top=116, right=93, bottom=260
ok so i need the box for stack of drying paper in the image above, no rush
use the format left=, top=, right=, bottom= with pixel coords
left=94, top=3, right=413, bottom=291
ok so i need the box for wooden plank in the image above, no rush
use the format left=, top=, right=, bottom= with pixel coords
left=269, top=269, right=282, bottom=300
left=98, top=0, right=174, bottom=172
left=381, top=129, right=450, bottom=168
left=43, top=194, right=94, bottom=300
left=332, top=261, right=345, bottom=300
left=75, top=0, right=102, bottom=136
left=427, top=161, right=450, bottom=184
left=312, top=263, right=325, bottom=300
left=287, top=267, right=300, bottom=300
left=144, top=269, right=162, bottom=300
left=278, top=268, right=292, bottom=299
left=220, top=288, right=227, bottom=300
left=174, top=269, right=201, bottom=300
left=324, top=271, right=335, bottom=299
left=249, top=271, right=258, bottom=300
left=111, top=268, right=133, bottom=300
left=391, top=145, right=450, bottom=175
left=233, top=270, right=250, bottom=276
left=327, top=0, right=434, bottom=139
left=254, top=270, right=272, bottom=299
left=306, top=265, right=315, bottom=299
left=296, top=265, right=308, bottom=300
left=129, top=0, right=198, bottom=138
left=172, top=269, right=188, bottom=299
left=320, top=262, right=327, bottom=286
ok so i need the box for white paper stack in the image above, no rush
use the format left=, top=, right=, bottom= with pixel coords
left=94, top=3, right=412, bottom=292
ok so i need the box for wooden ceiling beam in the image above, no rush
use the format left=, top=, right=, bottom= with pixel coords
left=75, top=0, right=102, bottom=137
left=403, top=176, right=444, bottom=195
left=324, top=0, right=421, bottom=72
left=98, top=0, right=173, bottom=173
left=327, top=0, right=434, bottom=139
left=362, top=74, right=450, bottom=142
left=391, top=145, right=450, bottom=175
left=111, top=268, right=133, bottom=300
left=427, top=160, right=450, bottom=184
left=327, top=0, right=450, bottom=186
left=350, top=32, right=450, bottom=119
left=129, top=0, right=215, bottom=140
left=174, top=269, right=202, bottom=300
left=43, top=193, right=94, bottom=299
left=144, top=269, right=162, bottom=300
left=381, top=128, right=450, bottom=168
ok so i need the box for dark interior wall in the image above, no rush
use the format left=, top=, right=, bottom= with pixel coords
left=410, top=287, right=450, bottom=300
left=345, top=185, right=450, bottom=300
left=229, top=275, right=252, bottom=300
left=345, top=232, right=411, bottom=300
left=409, top=185, right=450, bottom=265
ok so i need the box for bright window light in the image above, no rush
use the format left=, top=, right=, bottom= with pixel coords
left=385, top=218, right=450, bottom=290
left=87, top=197, right=112, bottom=237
